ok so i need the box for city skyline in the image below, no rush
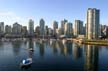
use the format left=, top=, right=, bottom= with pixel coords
left=0, top=0, right=108, bottom=28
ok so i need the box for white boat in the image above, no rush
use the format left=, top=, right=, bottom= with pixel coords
left=62, top=39, right=67, bottom=44
left=29, top=48, right=34, bottom=51
left=20, top=58, right=32, bottom=67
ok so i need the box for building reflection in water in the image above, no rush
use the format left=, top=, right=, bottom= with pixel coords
left=0, top=41, right=3, bottom=50
left=12, top=41, right=22, bottom=55
left=58, top=41, right=64, bottom=55
left=39, top=41, right=45, bottom=56
left=66, top=41, right=72, bottom=55
left=84, top=45, right=99, bottom=71
left=58, top=40, right=66, bottom=56
left=28, top=39, right=34, bottom=58
left=72, top=43, right=82, bottom=60
left=28, top=39, right=34, bottom=49
left=62, top=41, right=73, bottom=56
left=51, top=41, right=58, bottom=55
left=57, top=40, right=73, bottom=56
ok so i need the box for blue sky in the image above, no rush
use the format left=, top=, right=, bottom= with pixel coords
left=0, top=0, right=108, bottom=28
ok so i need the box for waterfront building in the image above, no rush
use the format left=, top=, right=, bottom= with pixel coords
left=74, top=20, right=83, bottom=37
left=83, top=24, right=86, bottom=35
left=64, top=22, right=73, bottom=38
left=101, top=25, right=108, bottom=37
left=48, top=28, right=53, bottom=36
left=28, top=19, right=34, bottom=36
left=101, top=25, right=107, bottom=31
left=5, top=25, right=12, bottom=34
left=12, top=22, right=22, bottom=35
left=45, top=25, right=49, bottom=36
left=55, top=28, right=62, bottom=38
left=100, top=25, right=108, bottom=37
left=55, top=29, right=59, bottom=38
left=40, top=18, right=45, bottom=36
left=60, top=19, right=68, bottom=35
left=21, top=26, right=27, bottom=36
left=53, top=21, right=58, bottom=36
left=35, top=26, right=40, bottom=36
left=86, top=8, right=100, bottom=39
left=0, top=22, right=4, bottom=35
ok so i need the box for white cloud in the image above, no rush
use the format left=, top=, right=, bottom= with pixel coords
left=0, top=11, right=28, bottom=26
left=0, top=11, right=15, bottom=16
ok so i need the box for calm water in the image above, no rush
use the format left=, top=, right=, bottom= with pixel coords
left=0, top=39, right=108, bottom=71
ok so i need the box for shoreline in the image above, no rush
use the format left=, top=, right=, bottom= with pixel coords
left=74, top=39, right=108, bottom=45
left=83, top=42, right=108, bottom=46
left=0, top=38, right=108, bottom=46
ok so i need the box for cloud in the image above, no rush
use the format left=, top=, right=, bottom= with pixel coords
left=0, top=11, right=27, bottom=26
left=0, top=11, right=22, bottom=21
left=0, top=11, right=15, bottom=16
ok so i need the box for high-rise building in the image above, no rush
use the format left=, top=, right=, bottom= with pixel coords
left=86, top=8, right=100, bottom=39
left=56, top=28, right=62, bottom=37
left=28, top=19, right=34, bottom=36
left=5, top=25, right=12, bottom=34
left=45, top=25, right=48, bottom=36
left=61, top=19, right=68, bottom=35
left=40, top=18, right=45, bottom=36
left=35, top=26, right=40, bottom=36
left=48, top=28, right=53, bottom=36
left=64, top=22, right=73, bottom=37
left=74, top=20, right=83, bottom=37
left=53, top=21, right=58, bottom=36
left=83, top=24, right=86, bottom=35
left=0, top=22, right=4, bottom=34
left=22, top=26, right=27, bottom=36
left=100, top=25, right=108, bottom=37
left=12, top=22, right=22, bottom=34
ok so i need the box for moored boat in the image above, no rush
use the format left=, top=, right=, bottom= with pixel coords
left=20, top=58, right=32, bottom=67
left=29, top=48, right=34, bottom=51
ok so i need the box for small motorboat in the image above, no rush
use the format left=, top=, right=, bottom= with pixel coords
left=20, top=58, right=32, bottom=67
left=29, top=48, right=34, bottom=51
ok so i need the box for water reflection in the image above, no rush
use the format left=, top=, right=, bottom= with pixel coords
left=66, top=41, right=72, bottom=55
left=1, top=39, right=108, bottom=71
left=72, top=43, right=82, bottom=60
left=0, top=41, right=3, bottom=50
left=0, top=41, right=3, bottom=46
left=39, top=42, right=45, bottom=56
left=12, top=41, right=22, bottom=55
left=61, top=41, right=73, bottom=56
left=50, top=40, right=73, bottom=56
left=84, top=45, right=99, bottom=71
left=21, top=39, right=34, bottom=70
left=51, top=41, right=58, bottom=55
left=28, top=39, right=34, bottom=58
left=58, top=40, right=65, bottom=56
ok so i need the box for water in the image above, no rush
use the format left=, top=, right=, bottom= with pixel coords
left=0, top=39, right=108, bottom=71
